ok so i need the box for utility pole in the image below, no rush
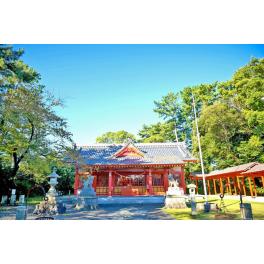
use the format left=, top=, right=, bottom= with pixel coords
left=192, top=93, right=208, bottom=203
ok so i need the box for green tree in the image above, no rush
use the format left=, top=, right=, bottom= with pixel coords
left=197, top=102, right=246, bottom=170
left=138, top=122, right=175, bottom=143
left=140, top=58, right=264, bottom=172
left=0, top=45, right=73, bottom=189
left=96, top=130, right=136, bottom=144
left=191, top=58, right=264, bottom=170
left=153, top=92, right=185, bottom=142
left=56, top=165, right=75, bottom=195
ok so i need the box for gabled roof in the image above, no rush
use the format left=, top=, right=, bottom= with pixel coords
left=111, top=142, right=145, bottom=158
left=77, top=142, right=197, bottom=167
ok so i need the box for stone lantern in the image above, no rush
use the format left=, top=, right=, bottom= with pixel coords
left=47, top=168, right=60, bottom=198
left=187, top=183, right=196, bottom=198
left=187, top=183, right=197, bottom=215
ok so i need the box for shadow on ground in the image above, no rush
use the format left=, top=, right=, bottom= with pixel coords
left=0, top=204, right=175, bottom=220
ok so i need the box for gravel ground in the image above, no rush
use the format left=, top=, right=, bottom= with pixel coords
left=0, top=203, right=174, bottom=220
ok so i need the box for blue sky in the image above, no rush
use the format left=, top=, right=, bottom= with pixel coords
left=14, top=44, right=264, bottom=145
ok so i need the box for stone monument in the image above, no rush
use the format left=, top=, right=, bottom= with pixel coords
left=10, top=189, right=16, bottom=205
left=187, top=183, right=197, bottom=215
left=1, top=195, right=8, bottom=206
left=76, top=175, right=98, bottom=210
left=15, top=194, right=27, bottom=220
left=19, top=195, right=25, bottom=205
left=165, top=174, right=187, bottom=209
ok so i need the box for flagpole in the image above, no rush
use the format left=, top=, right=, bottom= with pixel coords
left=192, top=93, right=208, bottom=203
left=174, top=116, right=179, bottom=142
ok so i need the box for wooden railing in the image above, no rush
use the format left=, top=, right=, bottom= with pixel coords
left=96, top=186, right=165, bottom=196
left=96, top=187, right=108, bottom=196
left=153, top=186, right=165, bottom=195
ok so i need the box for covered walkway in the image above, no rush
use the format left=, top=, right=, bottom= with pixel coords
left=190, top=162, right=264, bottom=197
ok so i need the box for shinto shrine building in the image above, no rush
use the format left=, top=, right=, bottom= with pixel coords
left=190, top=162, right=264, bottom=197
left=74, top=142, right=197, bottom=196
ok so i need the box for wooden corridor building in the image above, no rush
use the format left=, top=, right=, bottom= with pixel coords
left=190, top=162, right=264, bottom=197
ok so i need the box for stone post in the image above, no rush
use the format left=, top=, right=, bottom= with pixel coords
left=10, top=189, right=16, bottom=206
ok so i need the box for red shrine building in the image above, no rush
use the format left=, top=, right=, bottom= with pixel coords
left=74, top=142, right=197, bottom=196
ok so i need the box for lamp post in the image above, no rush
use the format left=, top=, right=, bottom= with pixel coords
left=191, top=93, right=208, bottom=204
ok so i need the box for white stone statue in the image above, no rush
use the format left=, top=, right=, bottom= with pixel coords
left=166, top=174, right=184, bottom=196
left=165, top=173, right=186, bottom=208
left=76, top=175, right=97, bottom=210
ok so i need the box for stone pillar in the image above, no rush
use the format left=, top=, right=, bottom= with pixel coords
left=148, top=169, right=153, bottom=195
left=1, top=195, right=8, bottom=206
left=19, top=195, right=25, bottom=205
left=180, top=166, right=186, bottom=193
left=108, top=170, right=113, bottom=196
left=10, top=189, right=16, bottom=205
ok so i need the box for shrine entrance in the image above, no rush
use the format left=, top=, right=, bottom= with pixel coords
left=84, top=166, right=185, bottom=197
left=113, top=173, right=146, bottom=196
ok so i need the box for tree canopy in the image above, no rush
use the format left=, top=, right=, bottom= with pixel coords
left=138, top=58, right=264, bottom=171
left=0, top=45, right=74, bottom=195
left=96, top=130, right=136, bottom=144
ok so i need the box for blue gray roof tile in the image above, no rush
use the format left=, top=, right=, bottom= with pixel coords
left=78, top=142, right=196, bottom=166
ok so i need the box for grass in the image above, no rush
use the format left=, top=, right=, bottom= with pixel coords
left=163, top=198, right=264, bottom=220
left=26, top=196, right=44, bottom=205
left=0, top=196, right=44, bottom=211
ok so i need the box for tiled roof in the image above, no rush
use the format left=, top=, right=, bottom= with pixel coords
left=206, top=162, right=258, bottom=177
left=191, top=162, right=258, bottom=178
left=78, top=142, right=196, bottom=166
left=242, top=163, right=264, bottom=174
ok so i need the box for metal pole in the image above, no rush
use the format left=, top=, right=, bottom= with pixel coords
left=192, top=93, right=208, bottom=202
left=174, top=116, right=179, bottom=142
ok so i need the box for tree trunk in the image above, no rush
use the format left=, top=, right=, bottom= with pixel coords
left=11, top=150, right=20, bottom=178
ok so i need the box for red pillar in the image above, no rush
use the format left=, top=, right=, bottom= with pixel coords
left=92, top=174, right=97, bottom=190
left=148, top=169, right=153, bottom=195
left=108, top=170, right=113, bottom=196
left=74, top=162, right=80, bottom=195
left=180, top=166, right=186, bottom=193
left=163, top=169, right=169, bottom=192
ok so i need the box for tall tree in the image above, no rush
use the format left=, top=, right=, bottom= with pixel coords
left=0, top=45, right=73, bottom=182
left=153, top=92, right=184, bottom=142
left=138, top=122, right=175, bottom=143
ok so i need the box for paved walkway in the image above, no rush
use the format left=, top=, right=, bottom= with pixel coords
left=0, top=204, right=174, bottom=220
